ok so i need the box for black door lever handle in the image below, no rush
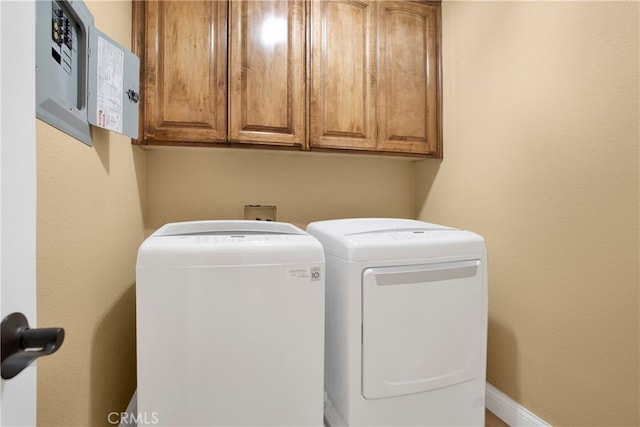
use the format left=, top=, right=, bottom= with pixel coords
left=1, top=312, right=65, bottom=379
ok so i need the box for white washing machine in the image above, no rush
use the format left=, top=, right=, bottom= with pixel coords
left=306, top=218, right=487, bottom=427
left=136, top=220, right=325, bottom=426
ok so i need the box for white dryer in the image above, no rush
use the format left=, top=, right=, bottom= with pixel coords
left=306, top=218, right=487, bottom=427
left=136, top=220, right=325, bottom=426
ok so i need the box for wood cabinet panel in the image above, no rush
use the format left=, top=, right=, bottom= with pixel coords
left=377, top=1, right=441, bottom=156
left=229, top=1, right=305, bottom=147
left=310, top=0, right=376, bottom=150
left=144, top=1, right=227, bottom=143
left=133, top=0, right=442, bottom=157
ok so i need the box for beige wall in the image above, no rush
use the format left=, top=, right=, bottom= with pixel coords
left=415, top=1, right=639, bottom=426
left=145, top=148, right=415, bottom=231
left=36, top=2, right=146, bottom=426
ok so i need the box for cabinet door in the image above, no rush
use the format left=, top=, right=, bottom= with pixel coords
left=229, top=1, right=305, bottom=148
left=144, top=1, right=227, bottom=144
left=310, top=0, right=377, bottom=150
left=377, top=1, right=441, bottom=156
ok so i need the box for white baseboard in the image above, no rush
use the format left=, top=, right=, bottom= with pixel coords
left=485, top=383, right=551, bottom=427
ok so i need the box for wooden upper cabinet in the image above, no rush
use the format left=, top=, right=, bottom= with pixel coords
left=229, top=1, right=306, bottom=148
left=139, top=1, right=227, bottom=144
left=377, top=1, right=441, bottom=156
left=310, top=0, right=441, bottom=156
left=133, top=0, right=442, bottom=157
left=310, top=0, right=376, bottom=150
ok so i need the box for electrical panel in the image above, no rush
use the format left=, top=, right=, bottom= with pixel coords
left=36, top=0, right=139, bottom=147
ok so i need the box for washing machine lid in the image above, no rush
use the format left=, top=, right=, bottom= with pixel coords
left=137, top=220, right=324, bottom=267
left=306, top=218, right=485, bottom=262
left=155, top=220, right=304, bottom=237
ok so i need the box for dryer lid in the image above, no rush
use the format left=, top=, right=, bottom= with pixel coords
left=309, top=218, right=447, bottom=235
left=306, top=218, right=485, bottom=261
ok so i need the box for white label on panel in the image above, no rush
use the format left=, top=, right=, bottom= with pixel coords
left=96, top=35, right=123, bottom=133
left=287, top=268, right=310, bottom=280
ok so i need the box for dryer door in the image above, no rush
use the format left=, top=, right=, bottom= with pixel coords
left=361, top=260, right=484, bottom=400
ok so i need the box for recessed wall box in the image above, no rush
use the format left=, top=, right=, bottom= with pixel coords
left=244, top=205, right=277, bottom=221
left=36, top=0, right=139, bottom=146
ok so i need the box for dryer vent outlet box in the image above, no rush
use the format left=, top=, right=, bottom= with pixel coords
left=36, top=0, right=140, bottom=146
